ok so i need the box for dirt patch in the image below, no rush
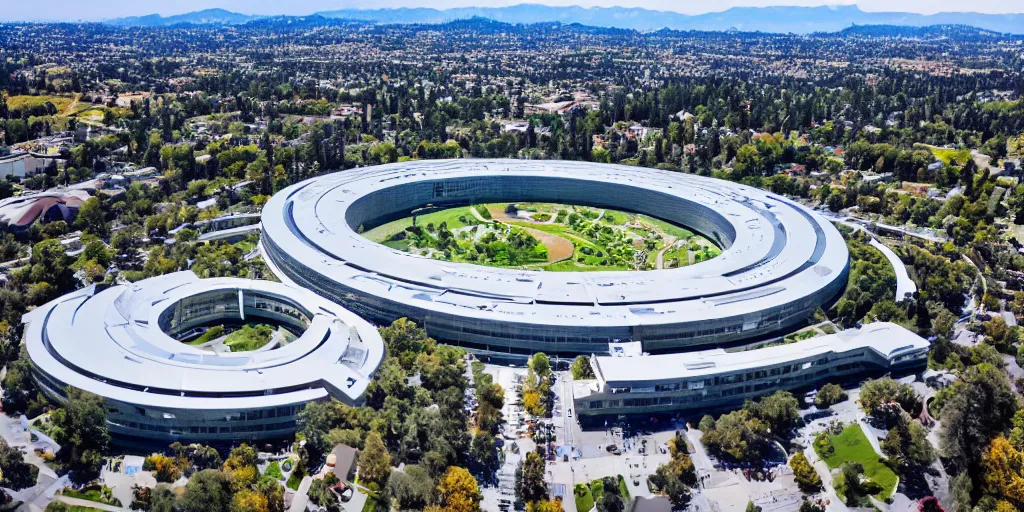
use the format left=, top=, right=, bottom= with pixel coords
left=520, top=226, right=574, bottom=263
left=488, top=204, right=520, bottom=222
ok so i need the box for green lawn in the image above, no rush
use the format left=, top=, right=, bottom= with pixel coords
left=816, top=424, right=898, bottom=499
left=186, top=325, right=225, bottom=346
left=637, top=214, right=695, bottom=239
left=918, top=144, right=972, bottom=166
left=574, top=483, right=594, bottom=512
left=60, top=485, right=121, bottom=507
left=362, top=202, right=719, bottom=273
left=233, top=239, right=257, bottom=253
left=617, top=475, right=631, bottom=499
left=264, top=460, right=283, bottom=480
left=362, top=205, right=477, bottom=242
left=286, top=470, right=303, bottom=490
left=6, top=94, right=75, bottom=115
left=224, top=324, right=275, bottom=352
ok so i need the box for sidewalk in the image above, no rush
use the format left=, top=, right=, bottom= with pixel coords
left=53, top=495, right=126, bottom=511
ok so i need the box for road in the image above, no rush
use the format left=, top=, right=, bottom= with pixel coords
left=822, top=212, right=920, bottom=301
left=867, top=238, right=918, bottom=300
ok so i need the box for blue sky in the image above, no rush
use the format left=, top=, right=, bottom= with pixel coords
left=4, top=0, right=1021, bottom=22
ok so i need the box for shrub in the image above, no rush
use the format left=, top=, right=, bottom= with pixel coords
left=815, top=383, right=848, bottom=409
left=789, top=452, right=822, bottom=492
left=698, top=415, right=716, bottom=432
left=144, top=454, right=182, bottom=483
left=813, top=431, right=834, bottom=459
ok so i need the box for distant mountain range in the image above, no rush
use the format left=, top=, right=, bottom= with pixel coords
left=103, top=4, right=1024, bottom=35
left=106, top=8, right=261, bottom=27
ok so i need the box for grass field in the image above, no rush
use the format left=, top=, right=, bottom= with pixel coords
left=574, top=483, right=594, bottom=512
left=264, top=460, right=284, bottom=480
left=6, top=94, right=130, bottom=125
left=286, top=469, right=303, bottom=490
left=918, top=144, right=972, bottom=166
left=362, top=205, right=477, bottom=242
left=61, top=486, right=121, bottom=507
left=816, top=424, right=898, bottom=499
left=223, top=324, right=275, bottom=352
left=186, top=325, right=225, bottom=346
left=6, top=94, right=74, bottom=114
left=361, top=202, right=719, bottom=272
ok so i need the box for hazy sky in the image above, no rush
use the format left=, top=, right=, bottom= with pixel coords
left=4, top=0, right=1022, bottom=22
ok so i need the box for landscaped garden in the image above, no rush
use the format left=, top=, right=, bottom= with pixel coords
left=814, top=423, right=898, bottom=502
left=264, top=460, right=284, bottom=480
left=181, top=323, right=282, bottom=352
left=60, top=484, right=122, bottom=507
left=573, top=476, right=630, bottom=512
left=361, top=202, right=720, bottom=272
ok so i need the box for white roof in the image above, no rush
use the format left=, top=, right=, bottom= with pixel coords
left=23, top=271, right=384, bottom=410
left=261, top=160, right=849, bottom=329
left=592, top=322, right=929, bottom=385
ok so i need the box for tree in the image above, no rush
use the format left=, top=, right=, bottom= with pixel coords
left=528, top=499, right=564, bottom=512
left=836, top=462, right=879, bottom=507
left=570, top=356, right=594, bottom=380
left=744, top=391, right=800, bottom=435
left=255, top=475, right=285, bottom=512
left=386, top=465, right=434, bottom=511
left=231, top=489, right=270, bottom=512
left=799, top=500, right=825, bottom=512
left=517, top=451, right=548, bottom=504
left=859, top=377, right=919, bottom=420
left=470, top=432, right=498, bottom=472
left=144, top=453, right=182, bottom=483
left=437, top=466, right=481, bottom=512
left=379, top=318, right=433, bottom=369
left=814, top=383, right=847, bottom=409
left=307, top=478, right=339, bottom=510
left=940, top=363, right=1018, bottom=484
left=789, top=452, right=822, bottom=492
left=179, top=469, right=234, bottom=512
left=223, top=444, right=258, bottom=492
left=28, top=238, right=74, bottom=300
left=651, top=463, right=691, bottom=510
left=596, top=476, right=625, bottom=512
left=529, top=353, right=551, bottom=378
left=701, top=409, right=770, bottom=461
left=74, top=196, right=107, bottom=236
left=0, top=438, right=37, bottom=490
left=359, top=431, right=392, bottom=487
left=698, top=415, right=716, bottom=432
left=981, top=436, right=1024, bottom=507
left=50, top=388, right=110, bottom=482
left=649, top=432, right=696, bottom=509
left=296, top=400, right=343, bottom=463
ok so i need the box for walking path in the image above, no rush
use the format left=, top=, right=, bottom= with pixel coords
left=654, top=237, right=678, bottom=269
left=829, top=215, right=918, bottom=301
left=53, top=496, right=126, bottom=511
left=867, top=238, right=917, bottom=301
left=287, top=475, right=313, bottom=512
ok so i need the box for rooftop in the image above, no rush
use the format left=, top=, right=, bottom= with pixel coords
left=261, top=160, right=849, bottom=328
left=23, top=271, right=384, bottom=410
left=591, top=322, right=929, bottom=385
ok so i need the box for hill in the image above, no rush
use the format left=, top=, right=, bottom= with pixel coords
left=103, top=4, right=1024, bottom=35
left=106, top=8, right=261, bottom=27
